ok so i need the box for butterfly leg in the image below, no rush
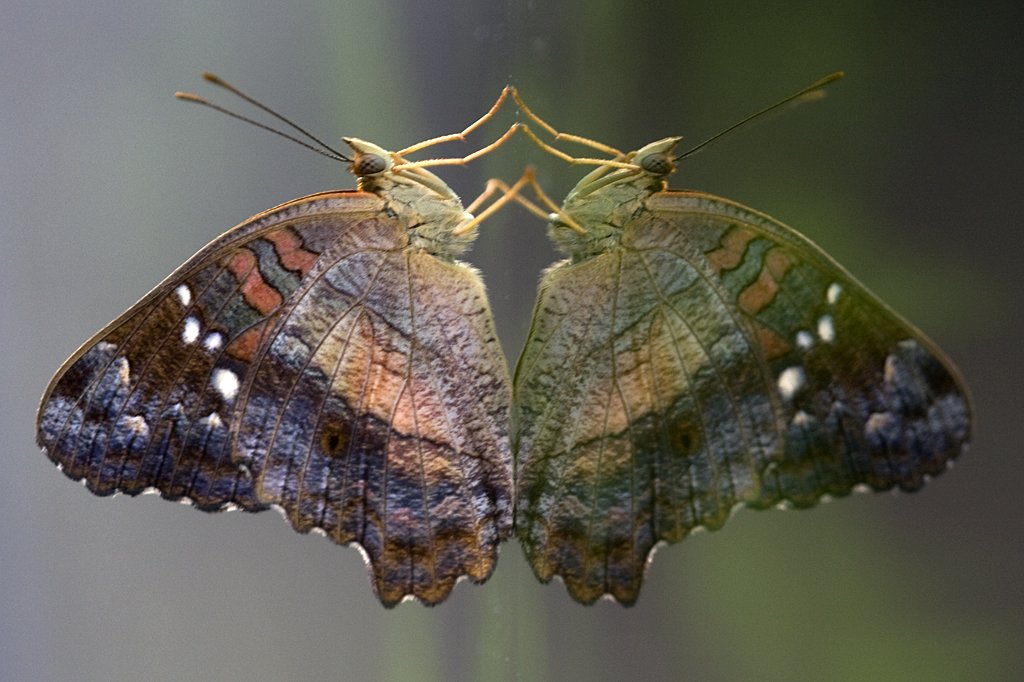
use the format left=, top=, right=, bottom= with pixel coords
left=454, top=168, right=586, bottom=236
left=397, top=86, right=514, bottom=157
left=507, top=86, right=623, bottom=157
left=507, top=87, right=646, bottom=171
left=391, top=122, right=521, bottom=172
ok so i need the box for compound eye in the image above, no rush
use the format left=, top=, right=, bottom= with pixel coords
left=352, top=153, right=388, bottom=176
left=638, top=152, right=674, bottom=175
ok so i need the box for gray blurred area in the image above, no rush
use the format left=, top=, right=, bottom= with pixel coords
left=3, top=1, right=1022, bottom=680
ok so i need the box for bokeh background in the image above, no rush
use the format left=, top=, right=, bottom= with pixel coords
left=3, top=1, right=1021, bottom=680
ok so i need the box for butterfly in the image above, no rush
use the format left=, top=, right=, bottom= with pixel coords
left=36, top=76, right=521, bottom=607
left=508, top=76, right=974, bottom=605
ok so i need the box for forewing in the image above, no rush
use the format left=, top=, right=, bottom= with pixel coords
left=514, top=191, right=971, bottom=605
left=36, top=191, right=381, bottom=511
left=234, top=238, right=513, bottom=607
left=645, top=192, right=971, bottom=506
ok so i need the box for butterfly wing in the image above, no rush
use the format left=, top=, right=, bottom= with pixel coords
left=514, top=190, right=971, bottom=604
left=232, top=221, right=513, bottom=606
left=36, top=191, right=378, bottom=510
left=38, top=189, right=513, bottom=605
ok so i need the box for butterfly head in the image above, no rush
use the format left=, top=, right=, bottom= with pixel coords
left=552, top=137, right=683, bottom=260
left=631, top=136, right=682, bottom=177
left=343, top=137, right=395, bottom=179
left=343, top=137, right=459, bottom=200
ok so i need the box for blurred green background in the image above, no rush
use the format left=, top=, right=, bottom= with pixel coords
left=3, top=1, right=1021, bottom=680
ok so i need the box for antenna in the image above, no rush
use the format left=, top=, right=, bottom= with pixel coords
left=175, top=73, right=350, bottom=162
left=676, top=71, right=844, bottom=161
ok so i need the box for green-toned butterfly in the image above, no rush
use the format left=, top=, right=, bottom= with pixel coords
left=509, top=75, right=973, bottom=605
left=36, top=75, right=523, bottom=607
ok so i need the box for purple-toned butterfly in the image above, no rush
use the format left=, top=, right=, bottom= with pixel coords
left=508, top=75, right=973, bottom=605
left=36, top=75, right=521, bottom=607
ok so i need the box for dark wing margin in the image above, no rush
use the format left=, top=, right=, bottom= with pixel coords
left=36, top=191, right=382, bottom=512
left=647, top=192, right=971, bottom=509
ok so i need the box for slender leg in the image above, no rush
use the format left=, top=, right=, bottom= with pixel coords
left=454, top=168, right=586, bottom=237
left=516, top=123, right=641, bottom=171
left=392, top=122, right=521, bottom=171
left=397, top=86, right=514, bottom=156
left=508, top=87, right=624, bottom=157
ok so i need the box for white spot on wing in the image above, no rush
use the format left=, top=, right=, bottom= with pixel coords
left=116, top=357, right=131, bottom=386
left=795, top=330, right=814, bottom=349
left=827, top=282, right=842, bottom=305
left=777, top=366, right=806, bottom=401
left=182, top=317, right=201, bottom=344
left=883, top=354, right=898, bottom=383
left=122, top=415, right=149, bottom=436
left=817, top=315, right=835, bottom=342
left=792, top=409, right=813, bottom=427
left=865, top=412, right=895, bottom=437
left=175, top=284, right=192, bottom=307
left=212, top=368, right=240, bottom=401
left=203, top=411, right=224, bottom=429
left=203, top=332, right=224, bottom=351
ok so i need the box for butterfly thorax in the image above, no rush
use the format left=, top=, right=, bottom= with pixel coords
left=552, top=171, right=667, bottom=262
left=356, top=166, right=477, bottom=260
